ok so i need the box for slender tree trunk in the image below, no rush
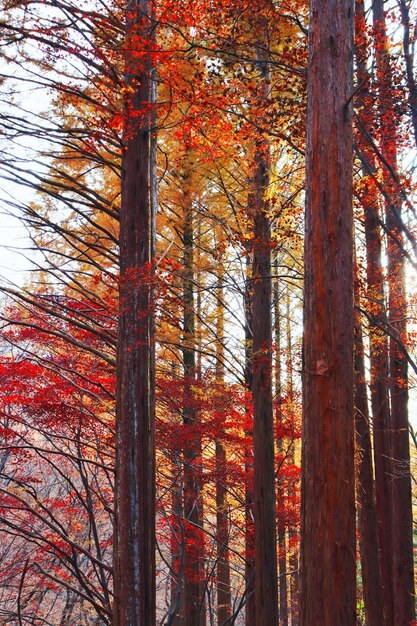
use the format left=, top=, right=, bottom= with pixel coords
left=171, top=470, right=185, bottom=626
left=353, top=290, right=385, bottom=626
left=170, top=359, right=185, bottom=626
left=355, top=3, right=394, bottom=622
left=364, top=202, right=394, bottom=626
left=274, top=266, right=288, bottom=626
left=285, top=291, right=298, bottom=626
left=300, top=1, right=356, bottom=624
left=113, top=1, right=156, bottom=624
left=252, top=43, right=278, bottom=625
left=244, top=249, right=255, bottom=626
left=372, top=3, right=416, bottom=622
left=215, top=252, right=232, bottom=625
left=182, top=191, right=205, bottom=626
left=399, top=0, right=417, bottom=147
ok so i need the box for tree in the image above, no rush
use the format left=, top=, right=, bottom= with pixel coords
left=113, top=0, right=156, bottom=623
left=371, top=3, right=416, bottom=622
left=300, top=0, right=356, bottom=624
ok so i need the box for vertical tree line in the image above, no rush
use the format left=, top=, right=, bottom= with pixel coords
left=0, top=0, right=415, bottom=625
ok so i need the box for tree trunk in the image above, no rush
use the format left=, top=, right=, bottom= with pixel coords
left=244, top=249, right=256, bottom=626
left=113, top=0, right=156, bottom=623
left=170, top=473, right=185, bottom=626
left=300, top=1, right=356, bottom=624
left=372, top=2, right=416, bottom=622
left=182, top=190, right=205, bottom=626
left=274, top=263, right=288, bottom=626
left=251, top=45, right=278, bottom=626
left=355, top=4, right=394, bottom=622
left=215, top=253, right=232, bottom=625
left=353, top=307, right=385, bottom=626
left=285, top=291, right=298, bottom=626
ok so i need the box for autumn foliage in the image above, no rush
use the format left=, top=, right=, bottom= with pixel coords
left=0, top=0, right=416, bottom=625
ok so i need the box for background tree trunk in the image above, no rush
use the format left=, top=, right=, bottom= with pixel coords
left=353, top=302, right=385, bottom=626
left=182, top=189, right=205, bottom=626
left=215, top=252, right=232, bottom=625
left=251, top=40, right=279, bottom=625
left=274, top=264, right=288, bottom=626
left=285, top=291, right=299, bottom=626
left=244, top=248, right=256, bottom=626
left=372, top=2, right=416, bottom=621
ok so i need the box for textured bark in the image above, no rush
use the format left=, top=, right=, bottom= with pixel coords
left=300, top=1, right=356, bottom=624
left=354, top=315, right=385, bottom=626
left=113, top=0, right=156, bottom=623
left=251, top=48, right=278, bottom=626
left=372, top=2, right=416, bottom=622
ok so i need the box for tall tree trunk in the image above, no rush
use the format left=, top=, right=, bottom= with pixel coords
left=353, top=286, right=385, bottom=626
left=170, top=473, right=184, bottom=626
left=285, top=291, right=298, bottom=626
left=300, top=0, right=356, bottom=624
left=113, top=1, right=156, bottom=624
left=244, top=249, right=255, bottom=626
left=354, top=326, right=385, bottom=626
left=182, top=190, right=205, bottom=626
left=364, top=194, right=394, bottom=626
left=372, top=2, right=416, bottom=622
left=355, top=3, right=394, bottom=622
left=274, top=262, right=288, bottom=626
left=252, top=43, right=278, bottom=626
left=170, top=361, right=185, bottom=626
left=215, top=250, right=232, bottom=625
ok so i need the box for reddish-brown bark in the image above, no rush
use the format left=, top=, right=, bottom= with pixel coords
left=355, top=4, right=394, bottom=621
left=354, top=314, right=385, bottom=626
left=251, top=40, right=278, bottom=625
left=113, top=1, right=156, bottom=624
left=364, top=193, right=394, bottom=626
left=300, top=1, right=356, bottom=624
left=372, top=2, right=416, bottom=622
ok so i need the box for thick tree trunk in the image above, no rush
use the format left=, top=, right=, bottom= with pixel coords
left=113, top=1, right=156, bottom=624
left=251, top=48, right=278, bottom=626
left=372, top=2, right=416, bottom=622
left=300, top=1, right=356, bottom=624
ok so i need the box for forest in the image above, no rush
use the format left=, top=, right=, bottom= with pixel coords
left=0, top=0, right=416, bottom=624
